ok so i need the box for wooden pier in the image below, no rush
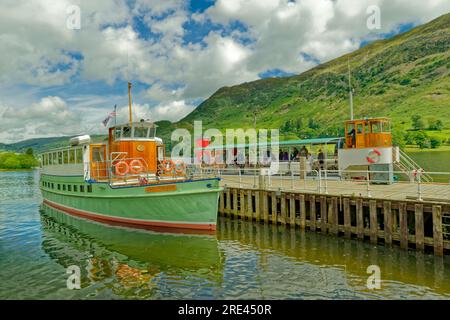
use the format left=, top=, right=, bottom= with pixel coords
left=218, top=185, right=450, bottom=256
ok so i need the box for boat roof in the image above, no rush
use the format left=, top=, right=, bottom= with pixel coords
left=196, top=137, right=343, bottom=150
left=109, top=121, right=158, bottom=129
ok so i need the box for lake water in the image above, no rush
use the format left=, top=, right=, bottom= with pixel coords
left=1, top=170, right=449, bottom=299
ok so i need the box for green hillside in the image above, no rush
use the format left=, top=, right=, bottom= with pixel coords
left=2, top=13, right=449, bottom=153
left=177, top=13, right=450, bottom=143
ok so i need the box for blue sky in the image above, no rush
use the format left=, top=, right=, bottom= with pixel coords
left=0, top=0, right=449, bottom=143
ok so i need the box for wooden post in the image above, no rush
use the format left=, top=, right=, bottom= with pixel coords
left=432, top=205, right=443, bottom=256
left=343, top=198, right=351, bottom=239
left=320, top=196, right=327, bottom=234
left=356, top=198, right=364, bottom=239
left=370, top=200, right=377, bottom=244
left=240, top=190, right=246, bottom=218
left=263, top=191, right=269, bottom=222
left=219, top=191, right=225, bottom=214
left=271, top=192, right=277, bottom=224
left=280, top=194, right=286, bottom=225
left=226, top=189, right=231, bottom=215
left=255, top=191, right=260, bottom=222
left=414, top=204, right=424, bottom=252
left=383, top=201, right=392, bottom=246
left=399, top=202, right=408, bottom=250
left=330, top=197, right=338, bottom=235
left=233, top=189, right=238, bottom=217
left=247, top=190, right=253, bottom=220
left=310, top=195, right=316, bottom=231
left=300, top=194, right=306, bottom=229
left=290, top=194, right=296, bottom=226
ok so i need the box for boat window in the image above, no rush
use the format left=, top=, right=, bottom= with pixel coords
left=114, top=128, right=121, bottom=140
left=149, top=127, right=156, bottom=138
left=68, top=185, right=72, bottom=192
left=87, top=185, right=92, bottom=193
left=69, top=149, right=75, bottom=164
left=63, top=151, right=68, bottom=164
left=357, top=123, right=363, bottom=134
left=122, top=126, right=132, bottom=138
left=62, top=185, right=66, bottom=191
left=134, top=127, right=148, bottom=138
left=76, top=148, right=83, bottom=163
left=74, top=185, right=78, bottom=192
left=80, top=185, right=85, bottom=192
left=92, top=147, right=104, bottom=162
left=58, top=152, right=63, bottom=165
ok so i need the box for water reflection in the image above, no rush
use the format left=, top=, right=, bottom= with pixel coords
left=217, top=217, right=450, bottom=299
left=40, top=204, right=223, bottom=299
left=1, top=170, right=449, bottom=299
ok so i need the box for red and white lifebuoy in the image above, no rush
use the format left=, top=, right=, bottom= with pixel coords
left=129, top=159, right=144, bottom=174
left=366, top=148, right=382, bottom=164
left=114, top=161, right=129, bottom=176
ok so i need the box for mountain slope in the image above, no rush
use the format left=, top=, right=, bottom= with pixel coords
left=178, top=13, right=450, bottom=140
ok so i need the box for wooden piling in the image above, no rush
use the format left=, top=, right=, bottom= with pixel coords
left=255, top=191, right=260, bottom=222
left=310, top=195, right=316, bottom=231
left=320, top=196, right=327, bottom=234
left=247, top=190, right=253, bottom=220
left=300, top=194, right=306, bottom=230
left=280, top=195, right=287, bottom=225
left=271, top=192, right=277, bottom=224
left=356, top=198, right=364, bottom=239
left=233, top=189, right=238, bottom=217
left=399, top=202, right=408, bottom=250
left=240, top=190, right=246, bottom=218
left=262, top=191, right=269, bottom=222
left=383, top=201, right=392, bottom=246
left=226, top=189, right=231, bottom=215
left=290, top=194, right=296, bottom=226
left=433, top=205, right=443, bottom=256
left=217, top=186, right=449, bottom=256
left=370, top=200, right=377, bottom=244
left=415, top=204, right=424, bottom=252
left=343, top=198, right=351, bottom=239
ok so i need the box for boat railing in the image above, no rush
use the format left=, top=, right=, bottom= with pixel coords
left=89, top=157, right=188, bottom=186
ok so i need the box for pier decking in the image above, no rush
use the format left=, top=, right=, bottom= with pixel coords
left=217, top=175, right=450, bottom=256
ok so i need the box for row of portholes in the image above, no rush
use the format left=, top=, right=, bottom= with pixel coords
left=41, top=180, right=92, bottom=193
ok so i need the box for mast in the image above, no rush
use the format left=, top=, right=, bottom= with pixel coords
left=347, top=59, right=354, bottom=120
left=128, top=82, right=133, bottom=124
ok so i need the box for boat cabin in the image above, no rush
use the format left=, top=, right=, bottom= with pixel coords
left=39, top=120, right=186, bottom=185
left=344, top=117, right=392, bottom=149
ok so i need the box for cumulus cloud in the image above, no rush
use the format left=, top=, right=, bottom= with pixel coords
left=0, top=96, right=82, bottom=142
left=0, top=0, right=449, bottom=142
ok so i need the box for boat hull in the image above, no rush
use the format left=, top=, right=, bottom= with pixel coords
left=39, top=175, right=221, bottom=232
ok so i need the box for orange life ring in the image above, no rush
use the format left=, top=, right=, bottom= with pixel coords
left=129, top=159, right=144, bottom=174
left=174, top=160, right=186, bottom=174
left=115, top=161, right=129, bottom=176
left=160, top=159, right=174, bottom=173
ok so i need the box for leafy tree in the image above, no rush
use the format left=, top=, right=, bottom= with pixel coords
left=411, top=114, right=425, bottom=130
left=25, top=147, right=34, bottom=156
left=430, top=137, right=442, bottom=149
left=414, top=131, right=430, bottom=149
left=428, top=119, right=443, bottom=131
left=3, top=157, right=21, bottom=169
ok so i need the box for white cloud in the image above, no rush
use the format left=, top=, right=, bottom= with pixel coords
left=0, top=0, right=449, bottom=142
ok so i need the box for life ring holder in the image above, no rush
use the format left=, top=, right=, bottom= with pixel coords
left=114, top=161, right=129, bottom=176
left=129, top=159, right=144, bottom=175
left=174, top=160, right=186, bottom=175
left=159, top=159, right=175, bottom=173
left=366, top=148, right=382, bottom=164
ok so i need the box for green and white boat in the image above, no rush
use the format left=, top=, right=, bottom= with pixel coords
left=38, top=83, right=221, bottom=233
